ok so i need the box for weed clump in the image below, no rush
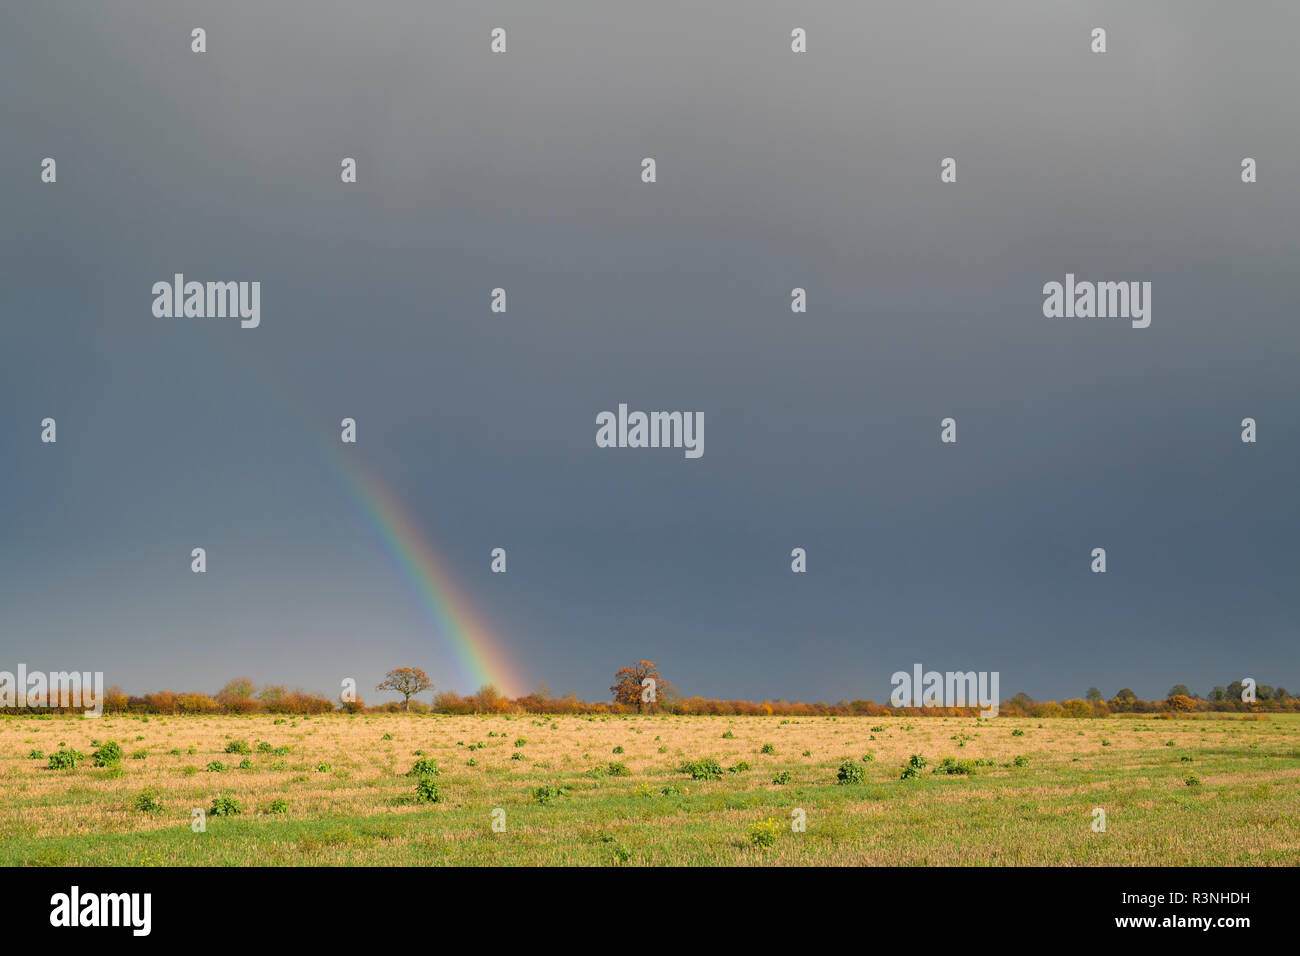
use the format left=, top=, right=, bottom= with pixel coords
left=679, top=757, right=724, bottom=780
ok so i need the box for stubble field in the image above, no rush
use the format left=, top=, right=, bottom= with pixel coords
left=2, top=712, right=1297, bottom=866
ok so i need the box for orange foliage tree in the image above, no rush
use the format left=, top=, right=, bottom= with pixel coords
left=610, top=660, right=672, bottom=713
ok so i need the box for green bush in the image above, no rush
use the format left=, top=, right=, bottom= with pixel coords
left=760, top=743, right=776, bottom=755
left=133, top=788, right=164, bottom=813
left=265, top=798, right=289, bottom=814
left=48, top=748, right=84, bottom=770
left=934, top=757, right=976, bottom=775
left=407, top=758, right=440, bottom=777
left=92, top=741, right=123, bottom=767
left=206, top=760, right=226, bottom=773
left=728, top=760, right=750, bottom=774
left=532, top=785, right=569, bottom=806
left=772, top=770, right=793, bottom=785
left=748, top=817, right=781, bottom=849
left=900, top=754, right=928, bottom=780
left=837, top=759, right=865, bottom=784
left=209, top=795, right=242, bottom=816
left=224, top=740, right=252, bottom=755
left=679, top=757, right=724, bottom=780
left=414, top=777, right=441, bottom=803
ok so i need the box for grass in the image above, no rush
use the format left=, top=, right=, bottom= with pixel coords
left=1, top=712, right=1297, bottom=866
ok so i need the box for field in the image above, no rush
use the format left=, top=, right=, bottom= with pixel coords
left=2, top=712, right=1298, bottom=866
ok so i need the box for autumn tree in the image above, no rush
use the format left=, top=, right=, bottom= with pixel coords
left=217, top=677, right=261, bottom=713
left=376, top=667, right=433, bottom=711
left=611, top=660, right=672, bottom=713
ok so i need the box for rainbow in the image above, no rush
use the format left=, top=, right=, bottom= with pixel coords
left=218, top=343, right=525, bottom=697
left=328, top=453, right=526, bottom=698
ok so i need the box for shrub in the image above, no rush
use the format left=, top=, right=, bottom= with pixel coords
left=605, top=761, right=631, bottom=777
left=900, top=754, right=928, bottom=780
left=934, top=757, right=975, bottom=776
left=1011, top=729, right=1025, bottom=737
left=860, top=753, right=875, bottom=763
left=748, top=817, right=781, bottom=849
left=206, top=761, right=226, bottom=773
left=256, top=742, right=273, bottom=753
left=772, top=770, right=793, bottom=785
left=414, top=778, right=441, bottom=803
left=760, top=743, right=776, bottom=755
left=728, top=760, right=750, bottom=774
left=129, top=749, right=148, bottom=760
left=514, top=738, right=527, bottom=747
left=265, top=798, right=289, bottom=814
left=679, top=757, right=724, bottom=780
left=133, top=788, right=164, bottom=813
left=27, top=749, right=44, bottom=760
left=532, top=785, right=569, bottom=806
left=92, top=741, right=123, bottom=767
left=237, top=758, right=253, bottom=770
left=224, top=740, right=252, bottom=755
left=1012, top=755, right=1030, bottom=767
left=210, top=796, right=242, bottom=816
left=721, top=730, right=735, bottom=739
left=48, top=748, right=84, bottom=770
left=1184, top=774, right=1201, bottom=787
left=612, top=745, right=624, bottom=754
left=406, top=758, right=440, bottom=777
left=837, top=759, right=865, bottom=784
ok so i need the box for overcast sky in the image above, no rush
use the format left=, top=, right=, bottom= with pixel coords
left=1, top=0, right=1296, bottom=704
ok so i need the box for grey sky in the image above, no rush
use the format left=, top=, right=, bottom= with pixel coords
left=1, top=0, right=1296, bottom=704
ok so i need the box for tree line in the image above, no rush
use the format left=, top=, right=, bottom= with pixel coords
left=5, top=665, right=1295, bottom=717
